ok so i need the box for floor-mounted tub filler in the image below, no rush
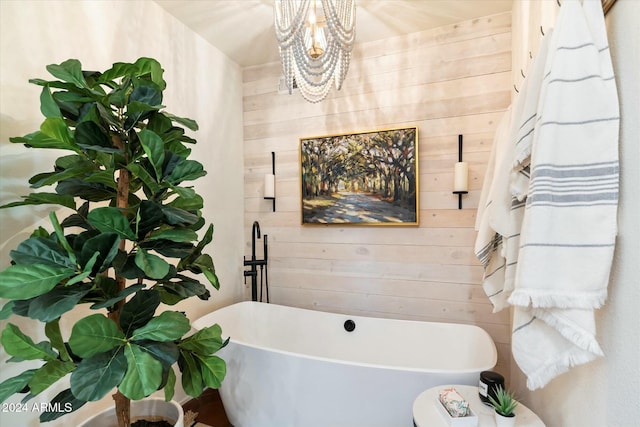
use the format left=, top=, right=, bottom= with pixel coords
left=193, top=301, right=497, bottom=427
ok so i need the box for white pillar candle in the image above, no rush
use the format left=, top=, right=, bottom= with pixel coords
left=264, top=173, right=275, bottom=198
left=453, top=162, right=468, bottom=192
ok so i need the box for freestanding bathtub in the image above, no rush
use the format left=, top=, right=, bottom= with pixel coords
left=193, top=301, right=497, bottom=427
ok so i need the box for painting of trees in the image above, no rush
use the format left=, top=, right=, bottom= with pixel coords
left=300, top=127, right=418, bottom=225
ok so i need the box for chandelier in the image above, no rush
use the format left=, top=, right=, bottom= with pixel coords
left=274, top=0, right=356, bottom=103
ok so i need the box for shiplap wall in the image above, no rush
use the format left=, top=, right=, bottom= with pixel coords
left=242, top=12, right=512, bottom=375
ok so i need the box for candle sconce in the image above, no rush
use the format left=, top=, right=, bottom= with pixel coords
left=264, top=151, right=276, bottom=212
left=452, top=134, right=468, bottom=209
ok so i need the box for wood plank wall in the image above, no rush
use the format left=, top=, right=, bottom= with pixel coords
left=242, top=12, right=512, bottom=376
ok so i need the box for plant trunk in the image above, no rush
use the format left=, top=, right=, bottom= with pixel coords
left=112, top=390, right=131, bottom=427
left=110, top=135, right=131, bottom=427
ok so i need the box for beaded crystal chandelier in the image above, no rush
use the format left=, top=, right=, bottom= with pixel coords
left=274, top=0, right=356, bottom=103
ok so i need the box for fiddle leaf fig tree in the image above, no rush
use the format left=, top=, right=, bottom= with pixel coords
left=0, top=58, right=227, bottom=427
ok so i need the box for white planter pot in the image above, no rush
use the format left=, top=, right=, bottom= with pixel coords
left=494, top=411, right=516, bottom=427
left=78, top=398, right=184, bottom=427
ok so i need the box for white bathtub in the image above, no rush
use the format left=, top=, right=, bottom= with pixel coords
left=193, top=301, right=497, bottom=427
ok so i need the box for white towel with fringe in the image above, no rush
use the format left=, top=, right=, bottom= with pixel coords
left=474, top=108, right=511, bottom=312
left=509, top=0, right=619, bottom=390
left=474, top=27, right=553, bottom=313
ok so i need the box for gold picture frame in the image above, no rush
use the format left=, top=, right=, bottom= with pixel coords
left=300, top=126, right=419, bottom=226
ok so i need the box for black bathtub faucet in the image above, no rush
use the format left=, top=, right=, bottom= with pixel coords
left=244, top=221, right=268, bottom=302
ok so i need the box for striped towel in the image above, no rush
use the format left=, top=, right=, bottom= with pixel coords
left=474, top=108, right=512, bottom=312
left=474, top=29, right=552, bottom=313
left=509, top=0, right=619, bottom=390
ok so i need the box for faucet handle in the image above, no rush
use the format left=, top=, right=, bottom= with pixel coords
left=243, top=256, right=247, bottom=285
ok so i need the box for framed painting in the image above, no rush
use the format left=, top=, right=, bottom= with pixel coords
left=300, top=126, right=419, bottom=226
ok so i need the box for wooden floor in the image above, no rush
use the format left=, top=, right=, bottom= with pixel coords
left=182, top=388, right=232, bottom=427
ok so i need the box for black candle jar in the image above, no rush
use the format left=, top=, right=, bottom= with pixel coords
left=479, top=371, right=505, bottom=405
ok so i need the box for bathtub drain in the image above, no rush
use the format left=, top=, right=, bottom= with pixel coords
left=344, top=319, right=356, bottom=332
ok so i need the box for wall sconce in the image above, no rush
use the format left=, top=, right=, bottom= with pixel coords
left=264, top=151, right=276, bottom=212
left=452, top=134, right=468, bottom=209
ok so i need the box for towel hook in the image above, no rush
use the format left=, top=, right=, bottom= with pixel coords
left=513, top=84, right=519, bottom=94
left=521, top=69, right=526, bottom=78
left=556, top=0, right=561, bottom=6
left=540, top=25, right=545, bottom=36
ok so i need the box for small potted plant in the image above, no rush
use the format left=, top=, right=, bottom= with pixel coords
left=488, top=385, right=518, bottom=427
left=0, top=58, right=226, bottom=427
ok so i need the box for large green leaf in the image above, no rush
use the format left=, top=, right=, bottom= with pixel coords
left=140, top=240, right=194, bottom=259
left=28, top=359, right=75, bottom=395
left=83, top=168, right=117, bottom=189
left=196, top=354, right=226, bottom=389
left=26, top=283, right=93, bottom=322
left=127, top=163, right=160, bottom=195
left=179, top=324, right=226, bottom=355
left=56, top=178, right=117, bottom=202
left=147, top=111, right=172, bottom=134
left=158, top=276, right=209, bottom=304
left=49, top=211, right=77, bottom=266
left=77, top=102, right=101, bottom=125
left=0, top=301, right=15, bottom=320
left=99, top=58, right=165, bottom=89
left=119, top=343, right=163, bottom=400
left=46, top=59, right=88, bottom=89
left=135, top=340, right=179, bottom=368
left=135, top=248, right=170, bottom=279
left=145, top=226, right=198, bottom=243
left=68, top=314, right=125, bottom=358
left=163, top=112, right=198, bottom=131
left=134, top=57, right=166, bottom=90
left=130, top=84, right=162, bottom=107
left=40, top=117, right=73, bottom=146
left=131, top=311, right=190, bottom=342
left=112, top=252, right=146, bottom=280
left=192, top=254, right=219, bottom=290
left=164, top=368, right=177, bottom=401
left=169, top=193, right=204, bottom=211
left=178, top=224, right=214, bottom=271
left=1, top=323, right=57, bottom=361
left=0, top=264, right=75, bottom=300
left=166, top=159, right=206, bottom=184
left=70, top=348, right=126, bottom=401
left=160, top=205, right=199, bottom=226
left=79, top=232, right=120, bottom=274
left=136, top=200, right=165, bottom=237
left=39, top=388, right=86, bottom=422
left=138, top=129, right=164, bottom=181
left=179, top=350, right=203, bottom=397
left=53, top=90, right=94, bottom=104
left=10, top=131, right=78, bottom=152
left=61, top=203, right=90, bottom=230
left=119, top=289, right=160, bottom=336
left=29, top=164, right=95, bottom=189
left=167, top=184, right=196, bottom=199
left=87, top=207, right=136, bottom=240
left=39, top=86, right=61, bottom=118
left=75, top=121, right=120, bottom=153
left=0, top=192, right=76, bottom=210
left=139, top=129, right=165, bottom=180
left=45, top=319, right=71, bottom=362
left=98, top=62, right=137, bottom=83
left=9, top=237, right=75, bottom=269
left=0, top=370, right=37, bottom=404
